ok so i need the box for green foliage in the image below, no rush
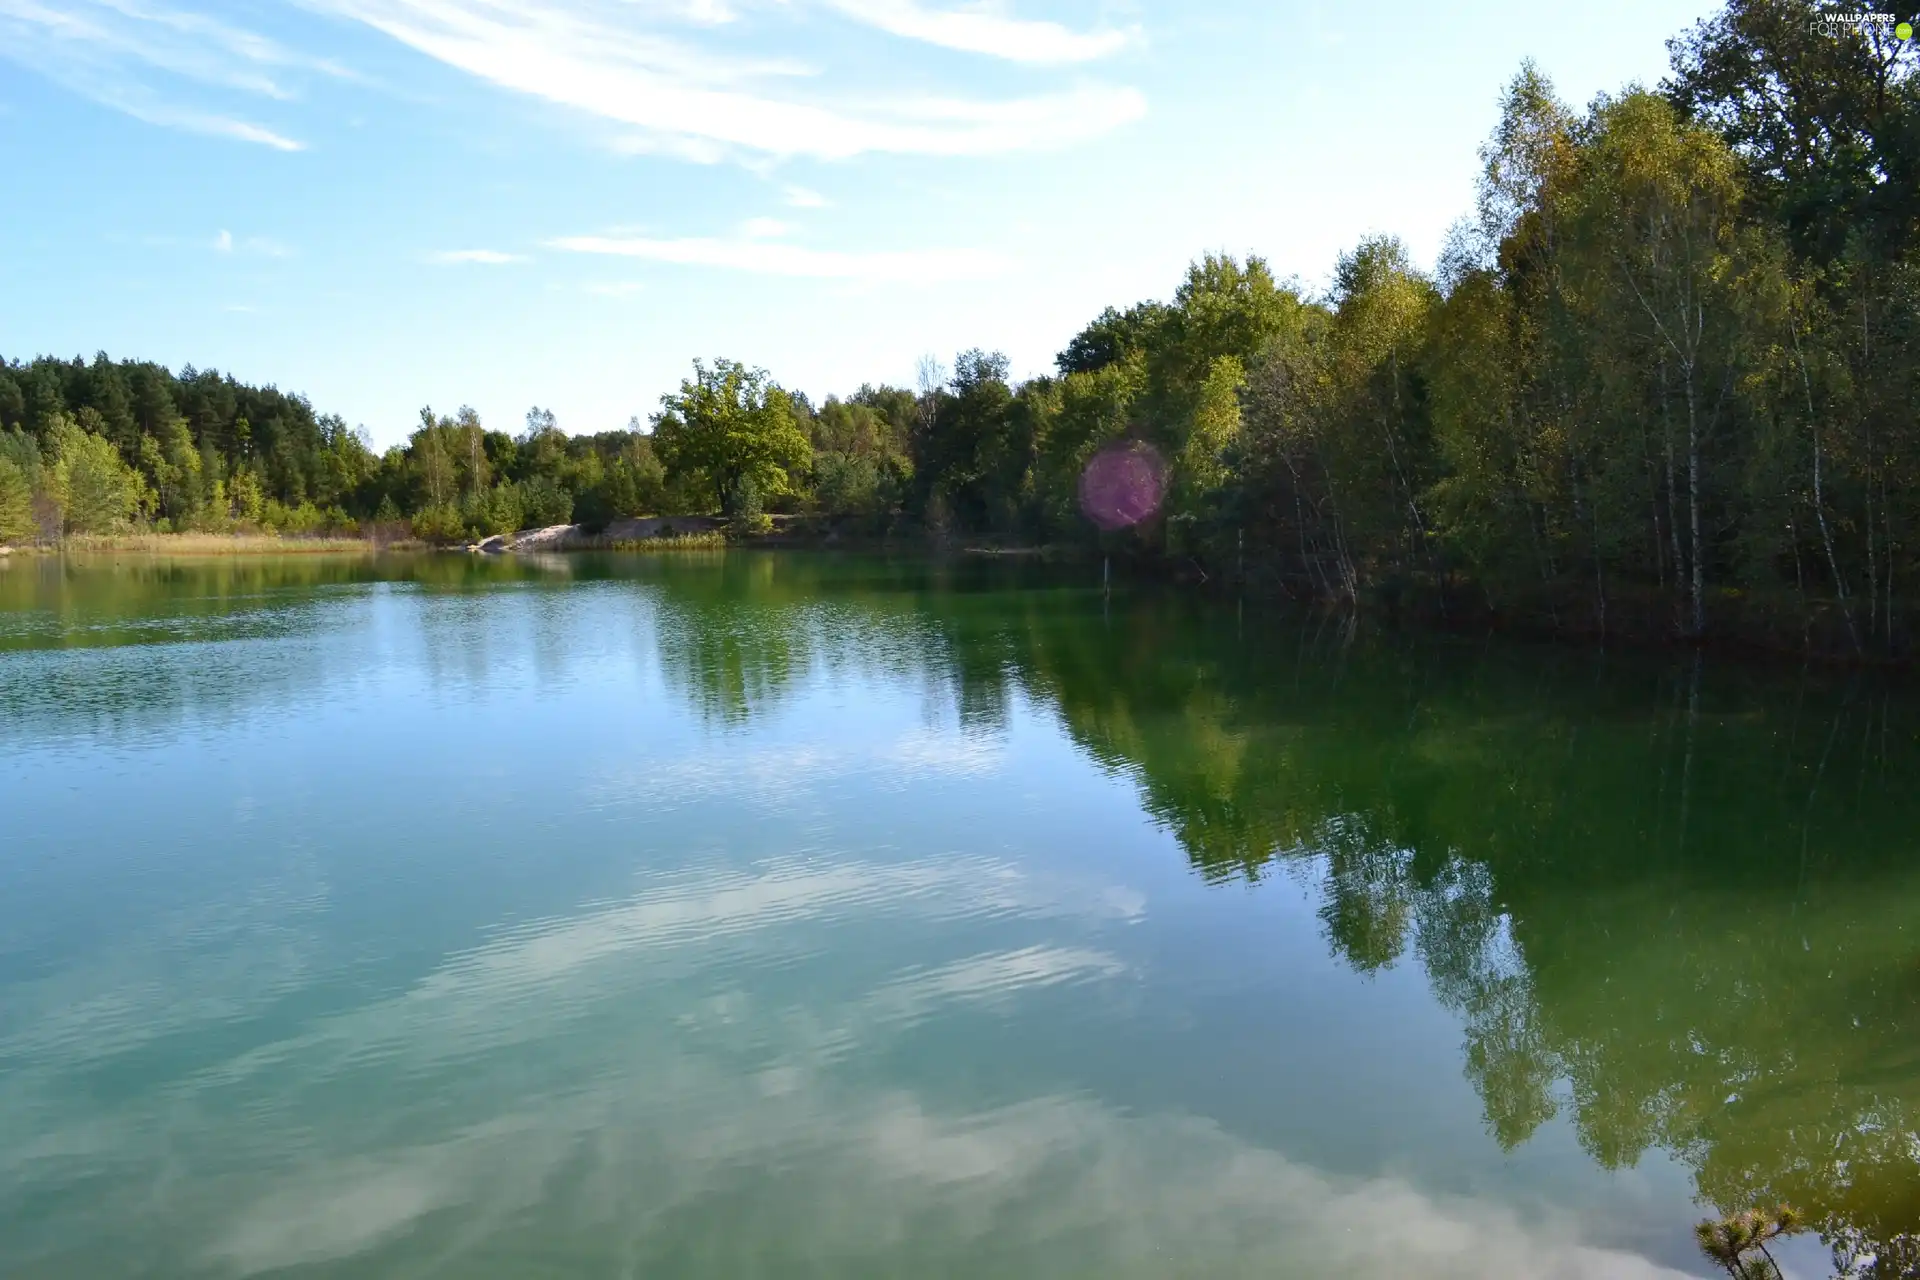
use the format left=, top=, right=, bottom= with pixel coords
left=814, top=452, right=884, bottom=517
left=726, top=474, right=771, bottom=539
left=463, top=483, right=523, bottom=537
left=1056, top=302, right=1169, bottom=375
left=0, top=454, right=33, bottom=544
left=1665, top=0, right=1920, bottom=263
left=915, top=349, right=1021, bottom=531
left=584, top=438, right=667, bottom=527
left=49, top=413, right=145, bottom=534
left=1030, top=358, right=1139, bottom=538
left=229, top=468, right=264, bottom=527
left=651, top=358, right=811, bottom=519
left=1694, top=1204, right=1806, bottom=1279
left=518, top=474, right=574, bottom=527
left=808, top=393, right=912, bottom=522
left=0, top=353, right=385, bottom=535
left=0, top=429, right=46, bottom=543
left=411, top=502, right=468, bottom=545
left=257, top=499, right=350, bottom=537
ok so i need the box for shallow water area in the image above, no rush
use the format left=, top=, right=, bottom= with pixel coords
left=1, top=550, right=1914, bottom=1278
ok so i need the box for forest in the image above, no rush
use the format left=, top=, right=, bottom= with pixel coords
left=1, top=0, right=1914, bottom=655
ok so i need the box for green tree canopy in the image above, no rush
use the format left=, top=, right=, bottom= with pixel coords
left=651, top=358, right=811, bottom=519
left=50, top=412, right=146, bottom=534
left=0, top=455, right=33, bottom=544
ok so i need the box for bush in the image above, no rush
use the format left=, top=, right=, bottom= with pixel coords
left=261, top=499, right=331, bottom=536
left=571, top=479, right=617, bottom=534
left=412, top=502, right=468, bottom=544
left=727, top=475, right=772, bottom=539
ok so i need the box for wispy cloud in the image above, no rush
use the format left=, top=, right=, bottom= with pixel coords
left=212, top=229, right=294, bottom=256
left=550, top=233, right=1008, bottom=282
left=585, top=280, right=646, bottom=297
left=738, top=216, right=790, bottom=239
left=823, top=0, right=1136, bottom=64
left=428, top=249, right=527, bottom=265
left=7, top=0, right=1142, bottom=162
left=0, top=0, right=309, bottom=148
left=307, top=0, right=1143, bottom=160
left=783, top=185, right=831, bottom=209
left=211, top=117, right=306, bottom=151
left=610, top=131, right=731, bottom=164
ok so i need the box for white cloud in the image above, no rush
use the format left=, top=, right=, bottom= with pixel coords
left=783, top=184, right=831, bottom=209
left=823, top=0, right=1136, bottom=64
left=610, top=130, right=732, bottom=164
left=105, top=94, right=306, bottom=150
left=428, top=248, right=527, bottom=265
left=738, top=216, right=790, bottom=239
left=551, top=233, right=1009, bottom=282
left=210, top=117, right=306, bottom=150
left=212, top=230, right=295, bottom=256
left=0, top=0, right=309, bottom=148
left=307, top=0, right=1143, bottom=160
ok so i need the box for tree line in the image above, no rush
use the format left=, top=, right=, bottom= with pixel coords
left=3, top=0, right=1914, bottom=653
left=0, top=356, right=683, bottom=547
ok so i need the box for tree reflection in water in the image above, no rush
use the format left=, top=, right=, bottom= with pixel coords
left=6, top=550, right=1917, bottom=1262
left=646, top=555, right=1920, bottom=1265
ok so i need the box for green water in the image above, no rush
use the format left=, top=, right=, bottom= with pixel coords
left=1, top=551, right=1916, bottom=1278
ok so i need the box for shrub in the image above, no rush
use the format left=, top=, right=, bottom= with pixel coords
left=411, top=502, right=468, bottom=544
left=727, top=475, right=772, bottom=539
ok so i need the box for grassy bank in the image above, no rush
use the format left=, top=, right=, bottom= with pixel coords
left=598, top=531, right=729, bottom=552
left=2, top=532, right=420, bottom=556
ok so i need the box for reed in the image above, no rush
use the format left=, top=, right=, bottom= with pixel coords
left=46, top=533, right=409, bottom=556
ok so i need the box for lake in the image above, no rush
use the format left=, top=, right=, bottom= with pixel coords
left=1, top=551, right=1915, bottom=1278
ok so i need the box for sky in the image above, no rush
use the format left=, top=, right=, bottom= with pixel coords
left=0, top=0, right=1719, bottom=448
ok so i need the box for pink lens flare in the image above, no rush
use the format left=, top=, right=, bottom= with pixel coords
left=1078, top=441, right=1168, bottom=532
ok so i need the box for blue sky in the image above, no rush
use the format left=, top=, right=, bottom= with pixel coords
left=1, top=0, right=1715, bottom=447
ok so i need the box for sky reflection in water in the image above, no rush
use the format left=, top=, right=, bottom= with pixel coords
left=1, top=552, right=1912, bottom=1277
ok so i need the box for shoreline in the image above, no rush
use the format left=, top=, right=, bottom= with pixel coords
left=0, top=534, right=411, bottom=557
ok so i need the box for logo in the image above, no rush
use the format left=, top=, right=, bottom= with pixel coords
left=1809, top=10, right=1910, bottom=39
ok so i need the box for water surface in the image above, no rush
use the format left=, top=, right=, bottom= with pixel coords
left=2, top=551, right=1916, bottom=1278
